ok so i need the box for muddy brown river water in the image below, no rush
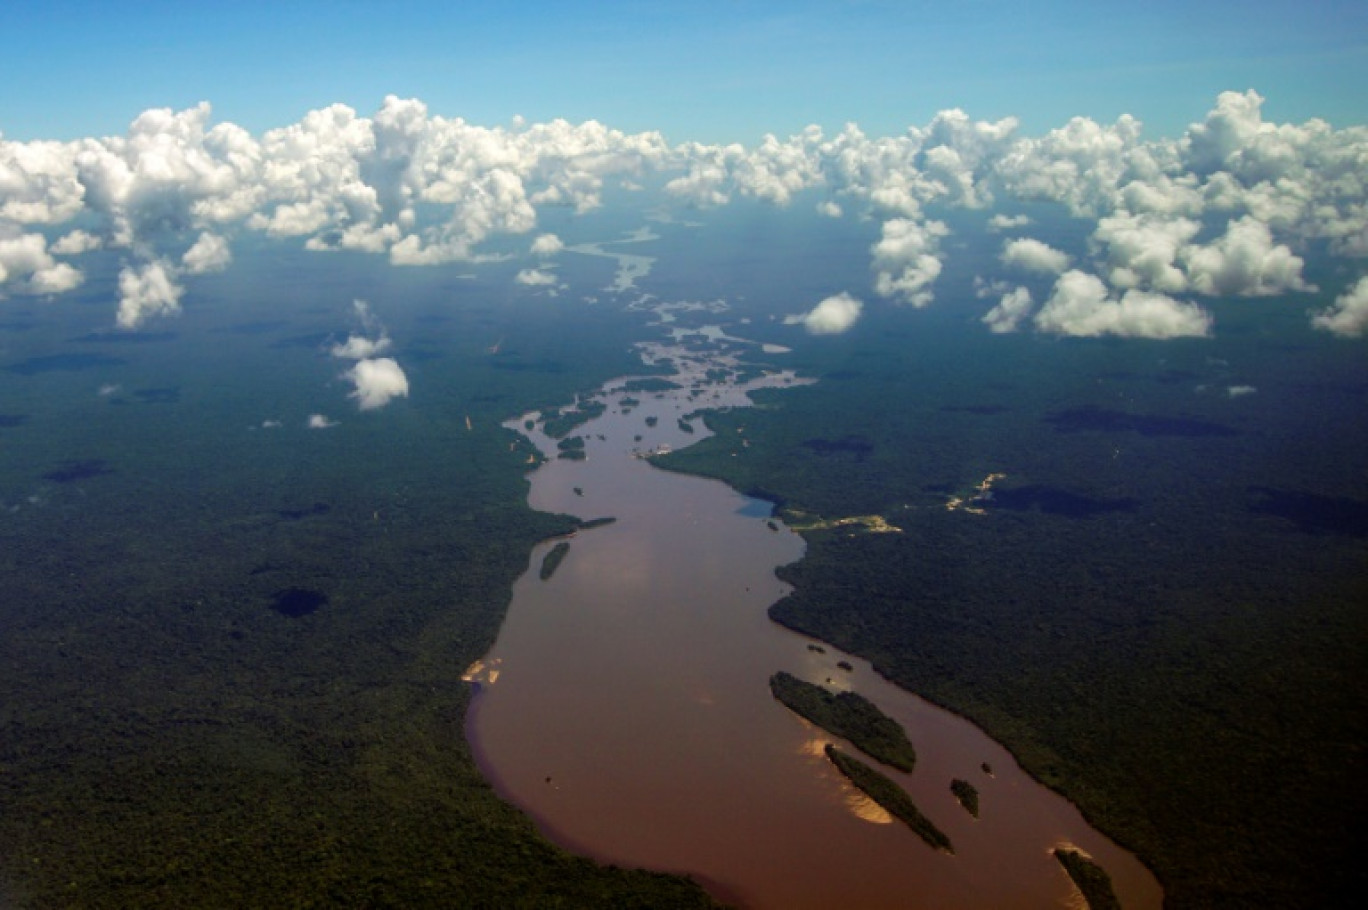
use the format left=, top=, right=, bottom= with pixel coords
left=466, top=331, right=1163, bottom=909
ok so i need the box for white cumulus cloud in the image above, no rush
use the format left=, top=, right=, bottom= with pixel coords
left=785, top=292, right=863, bottom=335
left=994, top=113, right=1144, bottom=216
left=1000, top=237, right=1070, bottom=275
left=515, top=267, right=557, bottom=286
left=331, top=298, right=394, bottom=359
left=1093, top=214, right=1200, bottom=293
left=988, top=213, right=1032, bottom=231
left=27, top=261, right=82, bottom=295
left=51, top=229, right=103, bottom=255
left=531, top=233, right=564, bottom=256
left=0, top=229, right=83, bottom=295
left=345, top=357, right=409, bottom=410
left=982, top=286, right=1034, bottom=333
left=116, top=259, right=183, bottom=328
left=1311, top=277, right=1368, bottom=338
left=871, top=218, right=948, bottom=307
left=331, top=334, right=393, bottom=359
left=181, top=231, right=232, bottom=274
left=1183, top=216, right=1312, bottom=297
left=2, top=91, right=1368, bottom=342
left=1034, top=270, right=1212, bottom=339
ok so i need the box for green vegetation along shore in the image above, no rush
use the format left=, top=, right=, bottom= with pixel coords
left=654, top=304, right=1368, bottom=908
left=542, top=400, right=607, bottom=438
left=769, top=671, right=916, bottom=772
left=824, top=746, right=953, bottom=853
left=0, top=275, right=717, bottom=909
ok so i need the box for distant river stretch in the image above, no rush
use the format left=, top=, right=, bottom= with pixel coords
left=465, top=325, right=1162, bottom=910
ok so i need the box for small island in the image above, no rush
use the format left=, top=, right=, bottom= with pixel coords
left=557, top=436, right=587, bottom=460
left=770, top=671, right=916, bottom=772
left=621, top=377, right=682, bottom=394
left=539, top=542, right=571, bottom=581
left=950, top=779, right=979, bottom=817
left=576, top=516, right=618, bottom=531
left=543, top=401, right=607, bottom=438
left=1054, top=848, right=1121, bottom=910
left=825, top=746, right=953, bottom=854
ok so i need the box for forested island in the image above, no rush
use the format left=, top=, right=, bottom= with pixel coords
left=655, top=303, right=1367, bottom=908
left=540, top=541, right=571, bottom=580
left=769, top=671, right=916, bottom=772
left=543, top=400, right=607, bottom=438
left=556, top=435, right=587, bottom=460
left=621, top=377, right=682, bottom=394
left=1055, top=848, right=1121, bottom=910
left=950, top=779, right=979, bottom=818
left=3, top=189, right=1362, bottom=908
left=824, top=746, right=953, bottom=853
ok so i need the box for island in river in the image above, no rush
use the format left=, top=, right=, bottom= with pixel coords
left=824, top=745, right=954, bottom=854
left=769, top=670, right=917, bottom=773
left=2, top=208, right=1359, bottom=908
left=654, top=293, right=1367, bottom=907
left=466, top=321, right=1162, bottom=910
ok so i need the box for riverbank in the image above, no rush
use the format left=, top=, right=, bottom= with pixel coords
left=467, top=322, right=1161, bottom=909
left=0, top=272, right=721, bottom=907
left=652, top=307, right=1367, bottom=907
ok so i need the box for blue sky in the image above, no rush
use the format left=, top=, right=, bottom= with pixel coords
left=3, top=0, right=1366, bottom=142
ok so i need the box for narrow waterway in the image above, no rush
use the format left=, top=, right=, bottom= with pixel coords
left=466, top=330, right=1163, bottom=909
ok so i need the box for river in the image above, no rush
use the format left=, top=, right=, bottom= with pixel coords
left=465, top=324, right=1163, bottom=909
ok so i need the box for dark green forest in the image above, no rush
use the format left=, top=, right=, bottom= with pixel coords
left=0, top=248, right=717, bottom=908
left=540, top=541, right=572, bottom=580
left=769, top=671, right=917, bottom=773
left=2, top=210, right=1365, bottom=908
left=657, top=298, right=1368, bottom=908
left=949, top=779, right=978, bottom=818
left=1055, top=848, right=1122, bottom=910
left=823, top=746, right=953, bottom=854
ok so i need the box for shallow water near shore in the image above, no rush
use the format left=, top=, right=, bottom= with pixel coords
left=466, top=331, right=1163, bottom=909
